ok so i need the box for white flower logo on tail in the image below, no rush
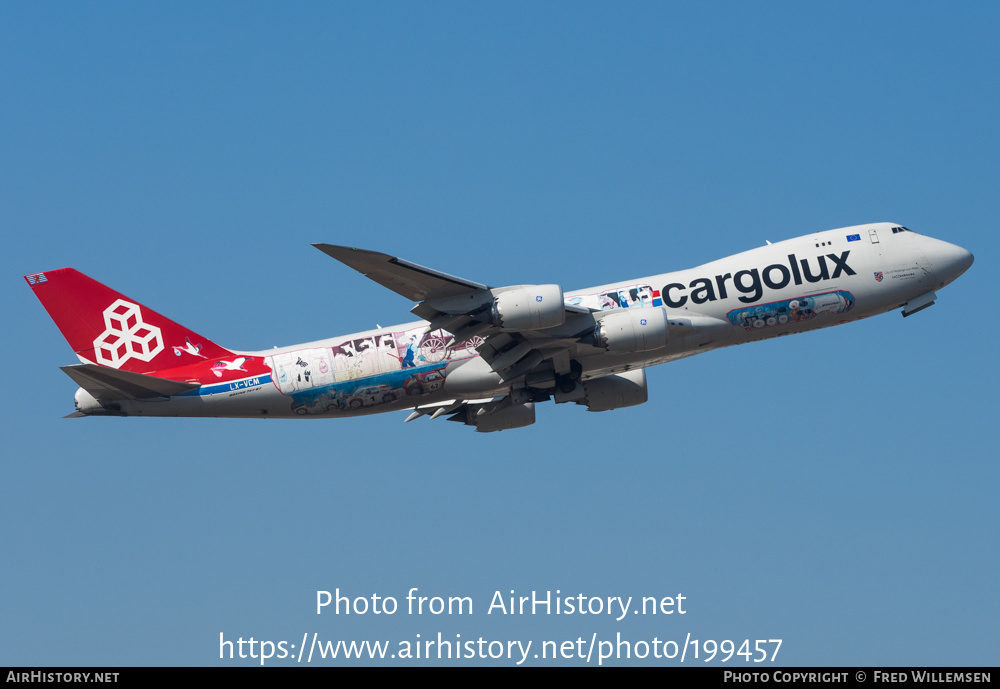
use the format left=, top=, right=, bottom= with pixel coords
left=93, top=300, right=164, bottom=368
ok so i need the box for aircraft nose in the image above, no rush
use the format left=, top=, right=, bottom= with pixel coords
left=924, top=237, right=973, bottom=286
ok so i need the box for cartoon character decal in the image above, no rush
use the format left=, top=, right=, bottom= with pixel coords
left=173, top=336, right=207, bottom=358
left=401, top=335, right=419, bottom=368
left=567, top=284, right=660, bottom=311
left=270, top=324, right=477, bottom=415
left=403, top=368, right=444, bottom=396
left=727, top=291, right=855, bottom=331
left=210, top=357, right=253, bottom=378
left=286, top=364, right=449, bottom=415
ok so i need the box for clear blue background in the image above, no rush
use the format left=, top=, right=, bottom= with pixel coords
left=2, top=1, right=996, bottom=666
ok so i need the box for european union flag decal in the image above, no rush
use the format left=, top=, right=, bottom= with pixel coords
left=847, top=234, right=861, bottom=242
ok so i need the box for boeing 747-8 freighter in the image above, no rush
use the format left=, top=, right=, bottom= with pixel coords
left=26, top=223, right=972, bottom=431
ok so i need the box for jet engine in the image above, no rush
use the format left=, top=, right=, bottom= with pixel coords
left=578, top=370, right=648, bottom=412
left=490, top=285, right=565, bottom=331
left=593, top=308, right=668, bottom=352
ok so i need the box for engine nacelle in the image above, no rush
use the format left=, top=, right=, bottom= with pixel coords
left=594, top=308, right=668, bottom=352
left=470, top=402, right=536, bottom=432
left=490, top=285, right=565, bottom=331
left=579, top=370, right=648, bottom=412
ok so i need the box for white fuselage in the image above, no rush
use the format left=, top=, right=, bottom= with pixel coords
left=81, top=223, right=971, bottom=419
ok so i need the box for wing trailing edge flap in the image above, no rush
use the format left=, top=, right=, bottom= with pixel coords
left=404, top=397, right=495, bottom=423
left=473, top=332, right=574, bottom=381
left=61, top=364, right=200, bottom=400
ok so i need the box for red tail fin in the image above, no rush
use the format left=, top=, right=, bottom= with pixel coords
left=25, top=268, right=233, bottom=373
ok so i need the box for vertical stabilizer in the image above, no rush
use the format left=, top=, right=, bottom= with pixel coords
left=25, top=268, right=233, bottom=373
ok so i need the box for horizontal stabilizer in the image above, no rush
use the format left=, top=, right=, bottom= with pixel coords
left=61, top=364, right=200, bottom=400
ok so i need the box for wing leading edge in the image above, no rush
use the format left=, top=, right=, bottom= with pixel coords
left=311, top=244, right=489, bottom=302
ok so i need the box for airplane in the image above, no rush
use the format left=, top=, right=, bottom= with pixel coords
left=25, top=222, right=973, bottom=431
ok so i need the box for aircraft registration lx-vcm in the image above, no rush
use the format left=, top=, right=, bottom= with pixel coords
left=27, top=223, right=972, bottom=431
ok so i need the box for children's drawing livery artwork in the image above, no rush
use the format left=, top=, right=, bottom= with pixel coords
left=727, top=291, right=855, bottom=331
left=267, top=326, right=477, bottom=415
left=566, top=284, right=661, bottom=311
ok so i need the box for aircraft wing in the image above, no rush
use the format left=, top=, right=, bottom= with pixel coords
left=312, top=244, right=490, bottom=301
left=314, top=244, right=596, bottom=382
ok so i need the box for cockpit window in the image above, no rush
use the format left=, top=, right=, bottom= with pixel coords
left=891, top=226, right=912, bottom=234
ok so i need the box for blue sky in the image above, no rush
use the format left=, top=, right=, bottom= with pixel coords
left=2, top=2, right=997, bottom=666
